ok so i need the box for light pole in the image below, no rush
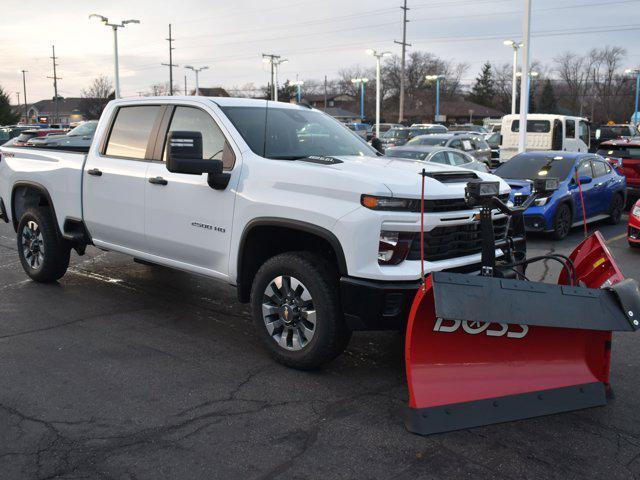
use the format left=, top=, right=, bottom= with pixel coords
left=516, top=70, right=539, bottom=111
left=425, top=74, right=445, bottom=121
left=262, top=54, right=288, bottom=102
left=626, top=68, right=640, bottom=131
left=367, top=49, right=392, bottom=137
left=503, top=40, right=524, bottom=115
left=517, top=0, right=532, bottom=154
left=290, top=80, right=304, bottom=103
left=351, top=78, right=369, bottom=122
left=184, top=65, right=209, bottom=95
left=89, top=14, right=140, bottom=99
left=20, top=69, right=28, bottom=124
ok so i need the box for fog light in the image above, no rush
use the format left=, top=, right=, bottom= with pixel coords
left=378, top=231, right=414, bottom=265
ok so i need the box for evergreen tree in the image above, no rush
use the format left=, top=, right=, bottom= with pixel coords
left=538, top=79, right=558, bottom=113
left=469, top=62, right=496, bottom=107
left=0, top=86, right=19, bottom=125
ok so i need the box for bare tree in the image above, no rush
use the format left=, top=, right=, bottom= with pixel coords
left=80, top=75, right=114, bottom=119
left=554, top=52, right=592, bottom=116
left=588, top=46, right=627, bottom=121
left=147, top=82, right=180, bottom=96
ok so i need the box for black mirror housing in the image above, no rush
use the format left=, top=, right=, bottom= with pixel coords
left=166, top=130, right=223, bottom=176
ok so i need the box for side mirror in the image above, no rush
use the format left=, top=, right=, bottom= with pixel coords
left=578, top=175, right=593, bottom=185
left=166, top=131, right=232, bottom=190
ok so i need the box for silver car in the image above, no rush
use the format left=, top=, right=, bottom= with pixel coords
left=384, top=145, right=489, bottom=172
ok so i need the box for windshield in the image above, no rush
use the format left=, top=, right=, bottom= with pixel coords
left=0, top=129, right=11, bottom=142
left=385, top=150, right=428, bottom=160
left=221, top=105, right=376, bottom=159
left=382, top=129, right=409, bottom=139
left=68, top=122, right=97, bottom=137
left=407, top=136, right=447, bottom=146
left=494, top=153, right=575, bottom=180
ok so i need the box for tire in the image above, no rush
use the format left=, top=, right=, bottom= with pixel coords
left=551, top=203, right=572, bottom=240
left=17, top=207, right=70, bottom=283
left=250, top=251, right=351, bottom=370
left=606, top=194, right=624, bottom=225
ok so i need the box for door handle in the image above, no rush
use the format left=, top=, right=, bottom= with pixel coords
left=148, top=176, right=168, bottom=186
left=87, top=168, right=102, bottom=176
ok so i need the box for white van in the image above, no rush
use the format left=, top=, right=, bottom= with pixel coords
left=499, top=114, right=590, bottom=162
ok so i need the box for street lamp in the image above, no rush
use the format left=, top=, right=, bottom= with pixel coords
left=262, top=54, right=288, bottom=102
left=290, top=80, right=304, bottom=103
left=89, top=14, right=140, bottom=99
left=184, top=65, right=209, bottom=96
left=367, top=49, right=392, bottom=137
left=503, top=39, right=524, bottom=115
left=625, top=68, right=640, bottom=131
left=351, top=78, right=369, bottom=122
left=425, top=74, right=445, bottom=121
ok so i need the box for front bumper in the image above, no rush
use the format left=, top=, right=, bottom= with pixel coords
left=524, top=214, right=549, bottom=232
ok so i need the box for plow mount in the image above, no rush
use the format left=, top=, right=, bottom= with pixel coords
left=404, top=175, right=640, bottom=435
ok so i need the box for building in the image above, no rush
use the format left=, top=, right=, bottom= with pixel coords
left=299, top=93, right=360, bottom=122
left=399, top=98, right=505, bottom=124
left=193, top=87, right=230, bottom=97
left=16, top=97, right=87, bottom=125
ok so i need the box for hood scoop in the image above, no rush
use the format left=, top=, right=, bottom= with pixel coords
left=424, top=171, right=479, bottom=184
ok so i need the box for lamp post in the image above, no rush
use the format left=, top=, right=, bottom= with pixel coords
left=517, top=0, right=532, bottom=154
left=425, top=74, right=445, bottom=121
left=625, top=68, right=640, bottom=131
left=184, top=65, right=209, bottom=95
left=351, top=78, right=369, bottom=122
left=503, top=40, right=524, bottom=115
left=20, top=69, right=28, bottom=124
left=366, top=49, right=392, bottom=137
left=89, top=14, right=140, bottom=99
left=262, top=54, right=288, bottom=101
left=290, top=80, right=304, bottom=103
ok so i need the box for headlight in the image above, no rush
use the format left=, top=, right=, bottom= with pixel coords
left=535, top=196, right=550, bottom=206
left=633, top=205, right=640, bottom=219
left=361, top=195, right=416, bottom=211
left=378, top=231, right=414, bottom=265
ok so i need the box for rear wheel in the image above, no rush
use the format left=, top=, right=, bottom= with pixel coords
left=606, top=194, right=624, bottom=225
left=250, top=251, right=351, bottom=370
left=551, top=204, right=572, bottom=240
left=17, top=207, right=70, bottom=283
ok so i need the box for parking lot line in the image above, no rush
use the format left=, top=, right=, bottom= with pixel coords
left=606, top=233, right=628, bottom=244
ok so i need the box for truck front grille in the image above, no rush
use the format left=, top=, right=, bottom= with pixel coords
left=407, top=217, right=509, bottom=262
left=417, top=194, right=510, bottom=213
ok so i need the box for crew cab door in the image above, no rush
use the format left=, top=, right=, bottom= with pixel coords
left=83, top=105, right=162, bottom=251
left=144, top=105, right=240, bottom=278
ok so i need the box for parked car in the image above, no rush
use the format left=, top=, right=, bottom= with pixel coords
left=385, top=145, right=489, bottom=172
left=485, top=131, right=501, bottom=165
left=493, top=151, right=626, bottom=239
left=629, top=198, right=640, bottom=248
left=373, top=123, right=403, bottom=134
left=0, top=96, right=510, bottom=369
left=410, top=123, right=448, bottom=133
left=26, top=120, right=98, bottom=149
left=449, top=124, right=488, bottom=134
left=500, top=114, right=590, bottom=162
left=590, top=124, right=634, bottom=152
left=12, top=128, right=66, bottom=147
left=380, top=127, right=431, bottom=148
left=407, top=133, right=492, bottom=167
left=0, top=125, right=33, bottom=145
left=345, top=122, right=370, bottom=139
left=597, top=138, right=640, bottom=199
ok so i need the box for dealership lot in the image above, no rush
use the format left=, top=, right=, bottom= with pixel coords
left=0, top=217, right=639, bottom=480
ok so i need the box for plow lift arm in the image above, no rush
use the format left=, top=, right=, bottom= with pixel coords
left=405, top=175, right=640, bottom=435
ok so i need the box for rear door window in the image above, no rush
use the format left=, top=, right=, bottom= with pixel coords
left=430, top=152, right=450, bottom=165
left=447, top=151, right=470, bottom=166
left=105, top=106, right=161, bottom=159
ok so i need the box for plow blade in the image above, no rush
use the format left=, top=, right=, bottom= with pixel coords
left=405, top=233, right=639, bottom=435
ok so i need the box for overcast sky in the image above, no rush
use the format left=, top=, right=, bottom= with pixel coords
left=1, top=0, right=639, bottom=102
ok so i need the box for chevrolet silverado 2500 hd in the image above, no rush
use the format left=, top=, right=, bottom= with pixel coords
left=0, top=97, right=510, bottom=369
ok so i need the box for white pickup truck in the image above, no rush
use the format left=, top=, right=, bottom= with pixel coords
left=0, top=97, right=510, bottom=369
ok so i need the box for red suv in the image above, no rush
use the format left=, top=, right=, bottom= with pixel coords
left=598, top=138, right=640, bottom=199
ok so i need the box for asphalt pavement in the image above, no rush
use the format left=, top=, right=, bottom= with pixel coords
left=0, top=215, right=639, bottom=480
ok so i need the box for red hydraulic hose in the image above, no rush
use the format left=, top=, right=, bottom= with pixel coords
left=575, top=171, right=588, bottom=238
left=420, top=169, right=426, bottom=291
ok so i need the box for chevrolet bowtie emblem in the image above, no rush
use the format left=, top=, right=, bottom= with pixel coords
left=473, top=212, right=481, bottom=221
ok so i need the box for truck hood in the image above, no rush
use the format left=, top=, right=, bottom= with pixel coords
left=327, top=155, right=510, bottom=199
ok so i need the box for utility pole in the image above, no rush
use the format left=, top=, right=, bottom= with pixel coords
left=47, top=46, right=61, bottom=124
left=262, top=54, right=287, bottom=101
left=184, top=75, right=187, bottom=95
left=324, top=75, right=328, bottom=109
left=517, top=0, right=532, bottom=153
left=21, top=70, right=28, bottom=123
left=161, top=24, right=178, bottom=95
left=395, top=0, right=410, bottom=124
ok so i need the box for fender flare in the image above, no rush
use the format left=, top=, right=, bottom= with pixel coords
left=11, top=181, right=63, bottom=237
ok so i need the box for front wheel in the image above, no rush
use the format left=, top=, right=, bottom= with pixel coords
left=250, top=251, right=351, bottom=370
left=17, top=207, right=70, bottom=283
left=551, top=203, right=572, bottom=240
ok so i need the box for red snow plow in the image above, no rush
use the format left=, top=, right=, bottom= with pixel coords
left=405, top=175, right=640, bottom=435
